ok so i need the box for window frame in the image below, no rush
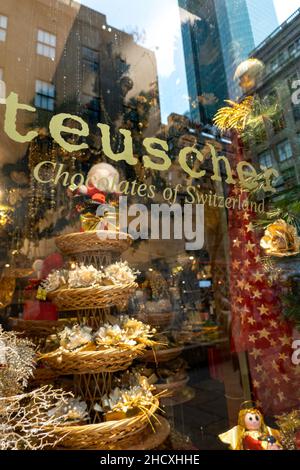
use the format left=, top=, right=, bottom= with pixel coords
left=0, top=14, right=8, bottom=42
left=259, top=150, right=273, bottom=169
left=34, top=79, right=55, bottom=111
left=277, top=139, right=293, bottom=162
left=36, top=28, right=56, bottom=60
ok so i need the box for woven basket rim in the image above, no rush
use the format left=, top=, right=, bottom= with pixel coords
left=47, top=281, right=137, bottom=297
left=145, top=310, right=174, bottom=316
left=56, top=229, right=133, bottom=239
left=47, top=396, right=159, bottom=434
left=55, top=230, right=133, bottom=254
left=154, top=375, right=189, bottom=391
left=39, top=343, right=145, bottom=361
left=148, top=345, right=183, bottom=356
left=141, top=345, right=183, bottom=363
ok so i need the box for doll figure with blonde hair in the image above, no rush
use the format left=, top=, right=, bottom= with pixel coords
left=219, top=402, right=283, bottom=450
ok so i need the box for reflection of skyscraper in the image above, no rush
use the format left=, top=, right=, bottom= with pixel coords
left=215, top=0, right=278, bottom=98
left=179, top=0, right=228, bottom=125
left=246, top=0, right=278, bottom=46
left=179, top=0, right=279, bottom=116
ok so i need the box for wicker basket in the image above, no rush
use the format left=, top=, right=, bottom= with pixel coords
left=9, top=318, right=72, bottom=338
left=55, top=230, right=133, bottom=255
left=144, top=311, right=174, bottom=329
left=49, top=397, right=159, bottom=450
left=39, top=344, right=145, bottom=375
left=47, top=282, right=137, bottom=311
left=141, top=346, right=183, bottom=364
left=119, top=415, right=170, bottom=450
left=154, top=376, right=189, bottom=396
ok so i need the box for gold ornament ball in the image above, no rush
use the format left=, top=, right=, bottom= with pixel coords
left=234, top=58, right=265, bottom=92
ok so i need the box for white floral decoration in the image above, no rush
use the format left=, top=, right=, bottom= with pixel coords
left=58, top=324, right=93, bottom=351
left=47, top=396, right=88, bottom=423
left=104, top=261, right=139, bottom=285
left=94, top=316, right=155, bottom=349
left=0, top=327, right=36, bottom=397
left=42, top=261, right=137, bottom=292
left=94, top=374, right=154, bottom=415
left=68, top=264, right=103, bottom=288
left=41, top=269, right=66, bottom=292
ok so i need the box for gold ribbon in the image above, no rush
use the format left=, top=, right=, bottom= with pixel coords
left=80, top=212, right=119, bottom=232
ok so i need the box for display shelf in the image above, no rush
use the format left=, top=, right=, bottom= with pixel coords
left=26, top=229, right=169, bottom=449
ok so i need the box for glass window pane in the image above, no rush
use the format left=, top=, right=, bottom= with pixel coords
left=4, top=1, right=300, bottom=453
left=49, top=33, right=56, bottom=47
left=37, top=29, right=56, bottom=58
left=47, top=98, right=54, bottom=111
left=0, top=29, right=6, bottom=41
left=37, top=29, right=44, bottom=42
left=34, top=94, right=41, bottom=108
left=36, top=42, right=43, bottom=55
left=49, top=86, right=55, bottom=98
left=0, top=15, right=7, bottom=29
left=278, top=140, right=292, bottom=161
left=35, top=80, right=41, bottom=93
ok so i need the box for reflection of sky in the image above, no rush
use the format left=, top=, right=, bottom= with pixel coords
left=78, top=0, right=190, bottom=123
left=274, top=0, right=300, bottom=23
left=79, top=0, right=300, bottom=123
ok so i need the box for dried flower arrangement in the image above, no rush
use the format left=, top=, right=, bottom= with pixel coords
left=260, top=219, right=300, bottom=257
left=95, top=316, right=156, bottom=349
left=58, top=324, right=93, bottom=351
left=133, top=358, right=188, bottom=387
left=0, top=327, right=88, bottom=449
left=46, top=317, right=156, bottom=353
left=39, top=261, right=139, bottom=295
left=0, top=326, right=36, bottom=396
left=94, top=373, right=156, bottom=422
left=104, top=261, right=139, bottom=285
left=47, top=396, right=88, bottom=424
left=0, top=386, right=76, bottom=450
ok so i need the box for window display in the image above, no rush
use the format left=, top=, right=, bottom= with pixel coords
left=1, top=0, right=300, bottom=454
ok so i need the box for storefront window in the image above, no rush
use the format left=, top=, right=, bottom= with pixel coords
left=1, top=0, right=300, bottom=454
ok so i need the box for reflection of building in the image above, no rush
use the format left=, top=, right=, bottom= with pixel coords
left=215, top=0, right=278, bottom=99
left=179, top=0, right=279, bottom=112
left=0, top=0, right=160, bottom=165
left=246, top=9, right=300, bottom=192
left=0, top=0, right=161, bottom=263
left=178, top=0, right=228, bottom=125
left=245, top=0, right=278, bottom=46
